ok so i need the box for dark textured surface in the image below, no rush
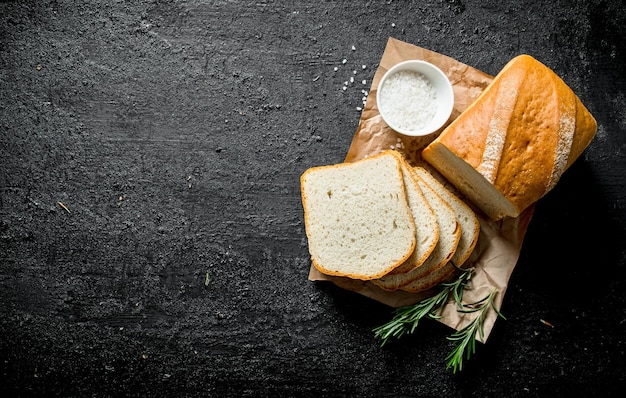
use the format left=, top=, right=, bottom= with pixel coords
left=1, top=0, right=625, bottom=396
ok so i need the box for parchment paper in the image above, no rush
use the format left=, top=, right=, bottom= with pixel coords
left=308, top=38, right=535, bottom=342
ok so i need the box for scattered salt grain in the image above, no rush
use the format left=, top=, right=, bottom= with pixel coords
left=356, top=106, right=362, bottom=111
left=351, top=45, right=356, bottom=51
left=391, top=23, right=396, bottom=27
left=362, top=80, right=367, bottom=85
left=362, top=65, right=367, bottom=69
left=334, top=66, right=338, bottom=72
left=350, top=77, right=354, bottom=83
left=342, top=59, right=347, bottom=64
left=342, top=86, right=347, bottom=91
left=378, top=70, right=437, bottom=132
left=353, top=70, right=357, bottom=74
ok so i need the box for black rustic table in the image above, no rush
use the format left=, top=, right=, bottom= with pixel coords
left=1, top=1, right=625, bottom=397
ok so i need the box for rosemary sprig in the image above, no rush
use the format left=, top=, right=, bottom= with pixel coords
left=372, top=266, right=474, bottom=347
left=372, top=265, right=506, bottom=373
left=445, top=288, right=506, bottom=373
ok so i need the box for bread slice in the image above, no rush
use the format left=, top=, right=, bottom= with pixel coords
left=422, top=54, right=597, bottom=220
left=300, top=151, right=416, bottom=280
left=385, top=153, right=439, bottom=275
left=413, top=167, right=480, bottom=268
left=400, top=167, right=481, bottom=293
left=398, top=246, right=480, bottom=294
left=371, top=168, right=460, bottom=291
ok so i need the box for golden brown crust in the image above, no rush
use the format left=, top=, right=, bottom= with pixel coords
left=423, top=54, right=597, bottom=219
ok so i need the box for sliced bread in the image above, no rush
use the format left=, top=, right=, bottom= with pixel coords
left=385, top=152, right=439, bottom=275
left=413, top=167, right=480, bottom=268
left=371, top=168, right=460, bottom=291
left=300, top=150, right=416, bottom=280
left=400, top=168, right=481, bottom=293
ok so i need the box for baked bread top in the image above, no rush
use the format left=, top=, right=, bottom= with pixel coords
left=422, top=54, right=597, bottom=220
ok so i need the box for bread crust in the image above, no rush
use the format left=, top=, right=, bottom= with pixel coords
left=423, top=54, right=597, bottom=220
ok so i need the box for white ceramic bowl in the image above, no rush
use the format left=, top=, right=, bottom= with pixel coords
left=376, top=60, right=454, bottom=137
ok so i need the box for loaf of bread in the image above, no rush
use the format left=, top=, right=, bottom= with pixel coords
left=422, top=54, right=597, bottom=220
left=300, top=151, right=416, bottom=280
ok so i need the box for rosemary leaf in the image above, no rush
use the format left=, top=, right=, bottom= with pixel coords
left=445, top=288, right=504, bottom=373
left=373, top=266, right=506, bottom=374
left=372, top=267, right=474, bottom=347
